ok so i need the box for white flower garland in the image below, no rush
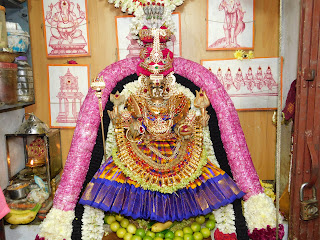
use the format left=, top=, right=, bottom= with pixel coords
left=82, top=206, right=105, bottom=240
left=38, top=207, right=75, bottom=240
left=108, top=0, right=184, bottom=41
left=243, top=193, right=283, bottom=232
left=212, top=204, right=236, bottom=234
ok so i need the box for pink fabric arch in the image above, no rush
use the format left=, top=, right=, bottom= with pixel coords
left=53, top=57, right=263, bottom=211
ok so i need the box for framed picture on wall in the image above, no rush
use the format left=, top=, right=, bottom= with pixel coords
left=207, top=0, right=255, bottom=50
left=47, top=64, right=90, bottom=128
left=115, top=12, right=182, bottom=60
left=201, top=57, right=282, bottom=110
left=42, top=0, right=90, bottom=58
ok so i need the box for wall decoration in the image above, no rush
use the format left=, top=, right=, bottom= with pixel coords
left=207, top=0, right=254, bottom=50
left=42, top=0, right=90, bottom=57
left=48, top=64, right=90, bottom=128
left=116, top=13, right=181, bottom=60
left=201, top=57, right=282, bottom=110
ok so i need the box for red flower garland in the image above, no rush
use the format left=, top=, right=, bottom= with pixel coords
left=248, top=224, right=285, bottom=240
left=214, top=229, right=238, bottom=240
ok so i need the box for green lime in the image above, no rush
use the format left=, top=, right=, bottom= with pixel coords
left=209, top=214, right=215, bottom=221
left=121, top=218, right=130, bottom=228
left=193, top=232, right=203, bottom=240
left=195, top=216, right=205, bottom=225
left=143, top=236, right=153, bottom=240
left=117, top=228, right=127, bottom=238
left=205, top=220, right=215, bottom=230
left=127, top=224, right=137, bottom=234
left=165, top=231, right=174, bottom=239
left=146, top=230, right=156, bottom=238
left=136, top=228, right=146, bottom=238
left=174, top=230, right=184, bottom=237
left=156, top=232, right=165, bottom=238
left=132, top=236, right=142, bottom=240
left=110, top=221, right=121, bottom=232
left=124, top=232, right=133, bottom=240
left=183, top=227, right=193, bottom=235
left=173, top=237, right=183, bottom=240
left=200, top=228, right=211, bottom=238
left=105, top=215, right=116, bottom=225
left=115, top=214, right=125, bottom=222
left=190, top=222, right=201, bottom=232
left=183, top=234, right=194, bottom=240
left=154, top=237, right=164, bottom=240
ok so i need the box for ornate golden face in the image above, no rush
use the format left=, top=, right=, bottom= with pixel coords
left=149, top=74, right=165, bottom=99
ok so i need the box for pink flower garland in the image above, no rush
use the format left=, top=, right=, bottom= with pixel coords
left=53, top=57, right=263, bottom=212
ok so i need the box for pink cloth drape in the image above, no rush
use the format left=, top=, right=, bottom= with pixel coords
left=0, top=187, right=10, bottom=219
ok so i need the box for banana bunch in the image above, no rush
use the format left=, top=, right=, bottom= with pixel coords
left=4, top=203, right=41, bottom=225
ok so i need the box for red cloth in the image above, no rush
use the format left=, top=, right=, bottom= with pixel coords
left=282, top=80, right=296, bottom=121
left=0, top=187, right=10, bottom=219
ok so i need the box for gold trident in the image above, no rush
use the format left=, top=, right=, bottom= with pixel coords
left=91, top=76, right=107, bottom=162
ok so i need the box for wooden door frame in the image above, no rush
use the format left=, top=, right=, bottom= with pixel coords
left=289, top=0, right=320, bottom=239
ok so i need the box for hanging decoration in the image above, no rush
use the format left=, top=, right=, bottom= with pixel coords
left=207, top=0, right=255, bottom=50
left=201, top=57, right=282, bottom=110
left=42, top=0, right=90, bottom=57
left=47, top=64, right=90, bottom=128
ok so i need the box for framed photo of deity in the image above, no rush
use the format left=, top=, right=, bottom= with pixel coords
left=115, top=12, right=182, bottom=60
left=47, top=64, right=90, bottom=128
left=201, top=57, right=282, bottom=110
left=207, top=0, right=255, bottom=50
left=42, top=0, right=90, bottom=58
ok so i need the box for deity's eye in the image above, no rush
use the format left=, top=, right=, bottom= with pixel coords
left=163, top=60, right=167, bottom=64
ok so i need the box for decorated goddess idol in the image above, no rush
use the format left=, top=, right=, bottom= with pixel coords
left=36, top=1, right=284, bottom=240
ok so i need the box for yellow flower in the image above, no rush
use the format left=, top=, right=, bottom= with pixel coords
left=234, top=50, right=245, bottom=60
left=247, top=50, right=254, bottom=59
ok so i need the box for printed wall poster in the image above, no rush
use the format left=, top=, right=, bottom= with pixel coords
left=48, top=64, right=90, bottom=128
left=116, top=13, right=181, bottom=60
left=201, top=57, right=282, bottom=110
left=207, top=0, right=254, bottom=50
left=42, top=0, right=90, bottom=57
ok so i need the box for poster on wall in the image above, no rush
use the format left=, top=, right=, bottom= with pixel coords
left=116, top=13, right=181, bottom=60
left=201, top=57, right=282, bottom=110
left=42, top=0, right=90, bottom=58
left=48, top=64, right=90, bottom=128
left=207, top=0, right=254, bottom=50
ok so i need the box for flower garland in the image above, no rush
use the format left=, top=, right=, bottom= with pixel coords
left=108, top=0, right=184, bottom=42
left=107, top=0, right=184, bottom=15
left=36, top=208, right=75, bottom=240
left=243, top=193, right=283, bottom=232
left=81, top=206, right=105, bottom=240
left=213, top=204, right=236, bottom=235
